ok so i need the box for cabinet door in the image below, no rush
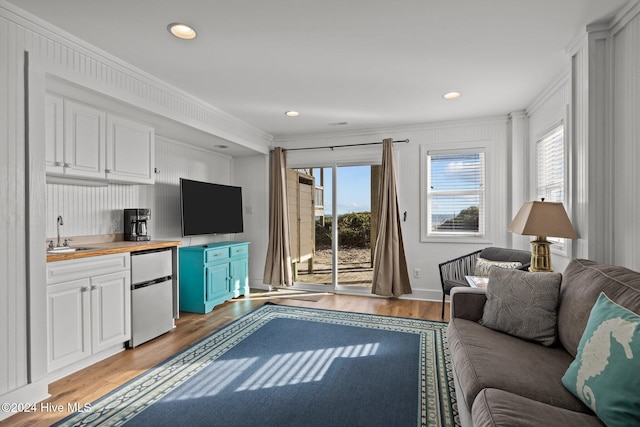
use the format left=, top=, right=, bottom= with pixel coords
left=229, top=259, right=248, bottom=296
left=106, top=115, right=155, bottom=184
left=45, top=94, right=65, bottom=174
left=205, top=263, right=230, bottom=303
left=47, top=278, right=91, bottom=373
left=63, top=100, right=106, bottom=179
left=91, top=270, right=131, bottom=354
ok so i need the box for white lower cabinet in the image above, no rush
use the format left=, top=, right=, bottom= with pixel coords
left=46, top=278, right=91, bottom=372
left=46, top=253, right=131, bottom=378
left=91, top=271, right=131, bottom=353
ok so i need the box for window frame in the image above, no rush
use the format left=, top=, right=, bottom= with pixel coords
left=535, top=121, right=571, bottom=256
left=420, top=144, right=489, bottom=243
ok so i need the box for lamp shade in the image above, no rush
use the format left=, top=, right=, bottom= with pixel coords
left=509, top=201, right=577, bottom=238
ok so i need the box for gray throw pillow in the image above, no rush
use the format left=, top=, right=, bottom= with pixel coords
left=479, top=267, right=562, bottom=346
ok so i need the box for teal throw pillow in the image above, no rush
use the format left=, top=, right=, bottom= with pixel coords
left=562, top=293, right=640, bottom=426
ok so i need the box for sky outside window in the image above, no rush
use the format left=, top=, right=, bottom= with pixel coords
left=315, top=166, right=371, bottom=216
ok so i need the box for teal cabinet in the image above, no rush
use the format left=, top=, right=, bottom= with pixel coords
left=179, top=242, right=250, bottom=313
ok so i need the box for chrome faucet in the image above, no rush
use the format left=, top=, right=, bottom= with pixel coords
left=57, top=215, right=64, bottom=247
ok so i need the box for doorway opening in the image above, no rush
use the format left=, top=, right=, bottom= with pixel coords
left=289, top=164, right=379, bottom=293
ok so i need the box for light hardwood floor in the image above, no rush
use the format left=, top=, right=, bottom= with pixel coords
left=2, top=291, right=449, bottom=427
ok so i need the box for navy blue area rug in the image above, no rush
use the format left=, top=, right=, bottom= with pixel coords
left=54, top=303, right=458, bottom=427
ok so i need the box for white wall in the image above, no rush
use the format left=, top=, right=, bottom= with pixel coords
left=234, top=155, right=270, bottom=288
left=612, top=7, right=640, bottom=269
left=276, top=117, right=511, bottom=301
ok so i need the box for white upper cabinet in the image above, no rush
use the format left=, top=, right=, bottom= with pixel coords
left=44, top=93, right=155, bottom=185
left=106, top=115, right=155, bottom=184
left=63, top=99, right=106, bottom=179
left=45, top=94, right=64, bottom=174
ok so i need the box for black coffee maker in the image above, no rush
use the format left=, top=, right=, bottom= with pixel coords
left=124, top=208, right=151, bottom=241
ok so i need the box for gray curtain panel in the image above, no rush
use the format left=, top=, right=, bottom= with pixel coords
left=263, top=147, right=294, bottom=287
left=372, top=139, right=412, bottom=297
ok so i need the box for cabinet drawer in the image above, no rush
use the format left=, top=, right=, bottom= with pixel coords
left=230, top=245, right=248, bottom=257
left=205, top=248, right=229, bottom=263
left=47, top=253, right=130, bottom=285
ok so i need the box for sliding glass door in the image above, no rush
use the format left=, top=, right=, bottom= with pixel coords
left=290, top=164, right=377, bottom=294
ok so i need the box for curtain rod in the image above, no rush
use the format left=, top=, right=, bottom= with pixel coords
left=277, top=139, right=410, bottom=152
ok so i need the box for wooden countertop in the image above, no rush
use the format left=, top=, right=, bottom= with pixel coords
left=46, top=240, right=182, bottom=262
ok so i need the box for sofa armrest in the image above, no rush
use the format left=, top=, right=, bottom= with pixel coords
left=450, top=287, right=487, bottom=321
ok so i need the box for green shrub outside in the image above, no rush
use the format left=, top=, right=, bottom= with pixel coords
left=315, top=211, right=370, bottom=250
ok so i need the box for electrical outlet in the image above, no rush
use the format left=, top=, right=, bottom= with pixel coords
left=113, top=217, right=122, bottom=232
left=413, top=268, right=421, bottom=278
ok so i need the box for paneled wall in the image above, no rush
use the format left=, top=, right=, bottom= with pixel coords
left=567, top=1, right=640, bottom=270
left=143, top=136, right=234, bottom=246
left=571, top=41, right=592, bottom=262
left=0, top=12, right=29, bottom=399
left=46, top=184, right=140, bottom=239
left=613, top=10, right=640, bottom=269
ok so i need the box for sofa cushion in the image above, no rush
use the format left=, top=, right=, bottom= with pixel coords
left=479, top=268, right=562, bottom=346
left=562, top=293, right=640, bottom=426
left=558, top=259, right=640, bottom=358
left=472, top=388, right=604, bottom=427
left=447, top=318, right=589, bottom=414
left=473, top=257, right=522, bottom=277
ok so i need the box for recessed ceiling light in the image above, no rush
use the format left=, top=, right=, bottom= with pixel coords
left=285, top=111, right=300, bottom=117
left=214, top=144, right=228, bottom=149
left=167, top=23, right=197, bottom=40
left=443, top=91, right=462, bottom=100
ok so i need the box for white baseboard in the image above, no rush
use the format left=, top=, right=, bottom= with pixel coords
left=398, top=288, right=443, bottom=302
left=0, top=380, right=50, bottom=422
left=46, top=344, right=126, bottom=384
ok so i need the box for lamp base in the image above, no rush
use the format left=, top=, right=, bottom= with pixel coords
left=529, top=236, right=553, bottom=272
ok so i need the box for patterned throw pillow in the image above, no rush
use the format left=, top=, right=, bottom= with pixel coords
left=473, top=257, right=523, bottom=277
left=562, top=293, right=640, bottom=426
left=479, top=267, right=562, bottom=346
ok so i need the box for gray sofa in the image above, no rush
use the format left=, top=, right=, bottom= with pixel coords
left=447, top=258, right=640, bottom=426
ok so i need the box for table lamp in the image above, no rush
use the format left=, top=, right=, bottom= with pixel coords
left=508, top=199, right=577, bottom=272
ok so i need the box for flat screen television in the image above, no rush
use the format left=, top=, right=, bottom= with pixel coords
left=180, top=178, right=244, bottom=236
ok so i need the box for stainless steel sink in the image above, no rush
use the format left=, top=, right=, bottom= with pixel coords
left=47, top=246, right=98, bottom=254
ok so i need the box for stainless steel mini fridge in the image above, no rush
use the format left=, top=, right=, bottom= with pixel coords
left=129, top=248, right=174, bottom=347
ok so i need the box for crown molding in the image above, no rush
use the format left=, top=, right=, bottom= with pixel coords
left=526, top=68, right=570, bottom=116
left=273, top=115, right=509, bottom=146
left=609, top=0, right=640, bottom=36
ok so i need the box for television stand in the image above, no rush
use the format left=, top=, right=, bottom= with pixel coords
left=179, top=241, right=250, bottom=313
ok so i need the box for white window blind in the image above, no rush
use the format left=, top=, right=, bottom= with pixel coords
left=537, top=126, right=565, bottom=203
left=426, top=150, right=485, bottom=235
left=537, top=125, right=566, bottom=248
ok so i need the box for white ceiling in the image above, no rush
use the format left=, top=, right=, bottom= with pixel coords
left=7, top=0, right=630, bottom=140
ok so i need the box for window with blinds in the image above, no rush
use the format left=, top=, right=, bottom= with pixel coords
left=537, top=125, right=566, bottom=248
left=537, top=126, right=565, bottom=203
left=426, top=150, right=485, bottom=235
